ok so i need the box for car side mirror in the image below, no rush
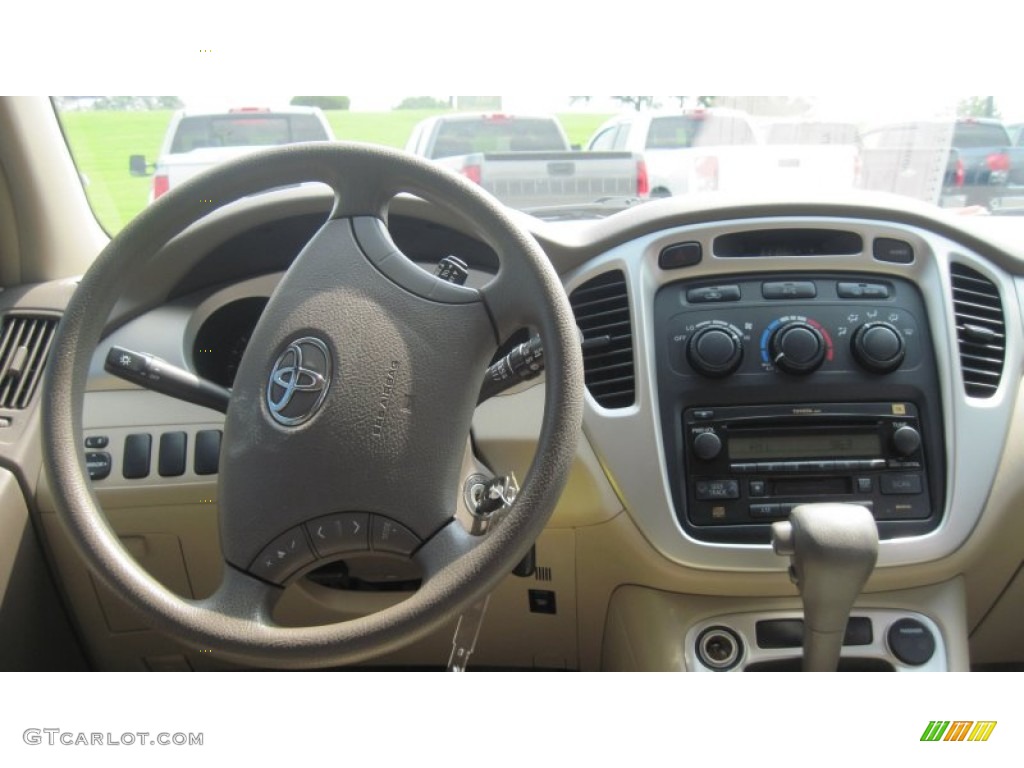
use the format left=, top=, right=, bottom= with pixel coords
left=129, top=155, right=152, bottom=176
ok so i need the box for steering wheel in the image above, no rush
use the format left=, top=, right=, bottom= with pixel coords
left=42, top=143, right=584, bottom=669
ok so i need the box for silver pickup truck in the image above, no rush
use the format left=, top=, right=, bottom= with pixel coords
left=405, top=113, right=648, bottom=209
left=130, top=106, right=334, bottom=201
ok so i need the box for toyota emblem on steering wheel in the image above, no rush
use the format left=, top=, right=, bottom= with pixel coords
left=266, top=337, right=332, bottom=426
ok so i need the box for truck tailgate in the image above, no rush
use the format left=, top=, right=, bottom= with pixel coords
left=450, top=151, right=639, bottom=207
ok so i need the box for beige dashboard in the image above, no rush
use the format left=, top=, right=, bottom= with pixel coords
left=11, top=190, right=1024, bottom=671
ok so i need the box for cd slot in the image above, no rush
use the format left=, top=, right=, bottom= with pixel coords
left=768, top=475, right=852, bottom=497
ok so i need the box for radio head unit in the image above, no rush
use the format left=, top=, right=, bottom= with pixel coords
left=684, top=402, right=932, bottom=538
left=653, top=273, right=945, bottom=545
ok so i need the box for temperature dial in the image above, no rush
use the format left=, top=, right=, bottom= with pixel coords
left=769, top=321, right=826, bottom=374
left=687, top=326, right=743, bottom=378
left=851, top=322, right=906, bottom=373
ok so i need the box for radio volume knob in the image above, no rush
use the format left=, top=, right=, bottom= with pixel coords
left=851, top=322, right=906, bottom=373
left=693, top=431, right=723, bottom=461
left=687, top=326, right=743, bottom=377
left=769, top=321, right=826, bottom=374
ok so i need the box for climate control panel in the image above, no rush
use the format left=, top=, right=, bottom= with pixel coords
left=665, top=285, right=924, bottom=381
left=654, top=274, right=945, bottom=545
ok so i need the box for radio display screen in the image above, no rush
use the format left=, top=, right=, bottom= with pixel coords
left=728, top=432, right=881, bottom=460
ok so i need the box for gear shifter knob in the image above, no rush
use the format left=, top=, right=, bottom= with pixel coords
left=771, top=503, right=879, bottom=671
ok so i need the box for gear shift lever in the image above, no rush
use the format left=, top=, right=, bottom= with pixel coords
left=771, top=503, right=879, bottom=671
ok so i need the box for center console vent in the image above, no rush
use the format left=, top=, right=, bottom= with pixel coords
left=0, top=314, right=59, bottom=409
left=570, top=270, right=635, bottom=408
left=950, top=263, right=1004, bottom=398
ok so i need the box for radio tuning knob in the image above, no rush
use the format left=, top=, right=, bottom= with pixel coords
left=851, top=322, right=906, bottom=373
left=687, top=326, right=743, bottom=378
left=769, top=321, right=826, bottom=374
left=693, top=431, right=723, bottom=461
left=892, top=426, right=921, bottom=457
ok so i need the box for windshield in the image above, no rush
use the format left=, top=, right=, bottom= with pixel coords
left=169, top=113, right=331, bottom=152
left=54, top=94, right=1024, bottom=234
left=645, top=115, right=756, bottom=148
left=425, top=116, right=567, bottom=158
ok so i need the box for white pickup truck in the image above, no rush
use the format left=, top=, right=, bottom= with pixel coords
left=405, top=113, right=648, bottom=210
left=130, top=106, right=335, bottom=200
left=587, top=109, right=860, bottom=198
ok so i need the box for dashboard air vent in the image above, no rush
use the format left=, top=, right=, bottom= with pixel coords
left=569, top=270, right=635, bottom=408
left=0, top=315, right=58, bottom=409
left=950, top=263, right=1004, bottom=398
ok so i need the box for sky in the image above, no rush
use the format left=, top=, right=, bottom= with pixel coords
left=7, top=2, right=1020, bottom=121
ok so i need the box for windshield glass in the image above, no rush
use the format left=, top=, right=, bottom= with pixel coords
left=169, top=113, right=331, bottom=152
left=426, top=115, right=567, bottom=158
left=646, top=114, right=756, bottom=148
left=54, top=94, right=1024, bottom=234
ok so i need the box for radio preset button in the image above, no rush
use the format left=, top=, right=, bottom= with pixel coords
left=749, top=503, right=783, bottom=519
left=881, top=473, right=923, bottom=495
left=696, top=479, right=740, bottom=501
left=693, top=431, right=723, bottom=460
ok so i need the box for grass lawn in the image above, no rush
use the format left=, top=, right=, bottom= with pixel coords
left=58, top=109, right=613, bottom=234
left=60, top=109, right=173, bottom=234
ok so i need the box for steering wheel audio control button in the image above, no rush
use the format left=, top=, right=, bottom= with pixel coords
left=305, top=512, right=370, bottom=558
left=251, top=527, right=316, bottom=584
left=371, top=516, right=422, bottom=556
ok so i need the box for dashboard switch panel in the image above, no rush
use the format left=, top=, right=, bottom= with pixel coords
left=194, top=430, right=222, bottom=475
left=158, top=432, right=187, bottom=477
left=86, top=451, right=112, bottom=480
left=122, top=434, right=152, bottom=479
